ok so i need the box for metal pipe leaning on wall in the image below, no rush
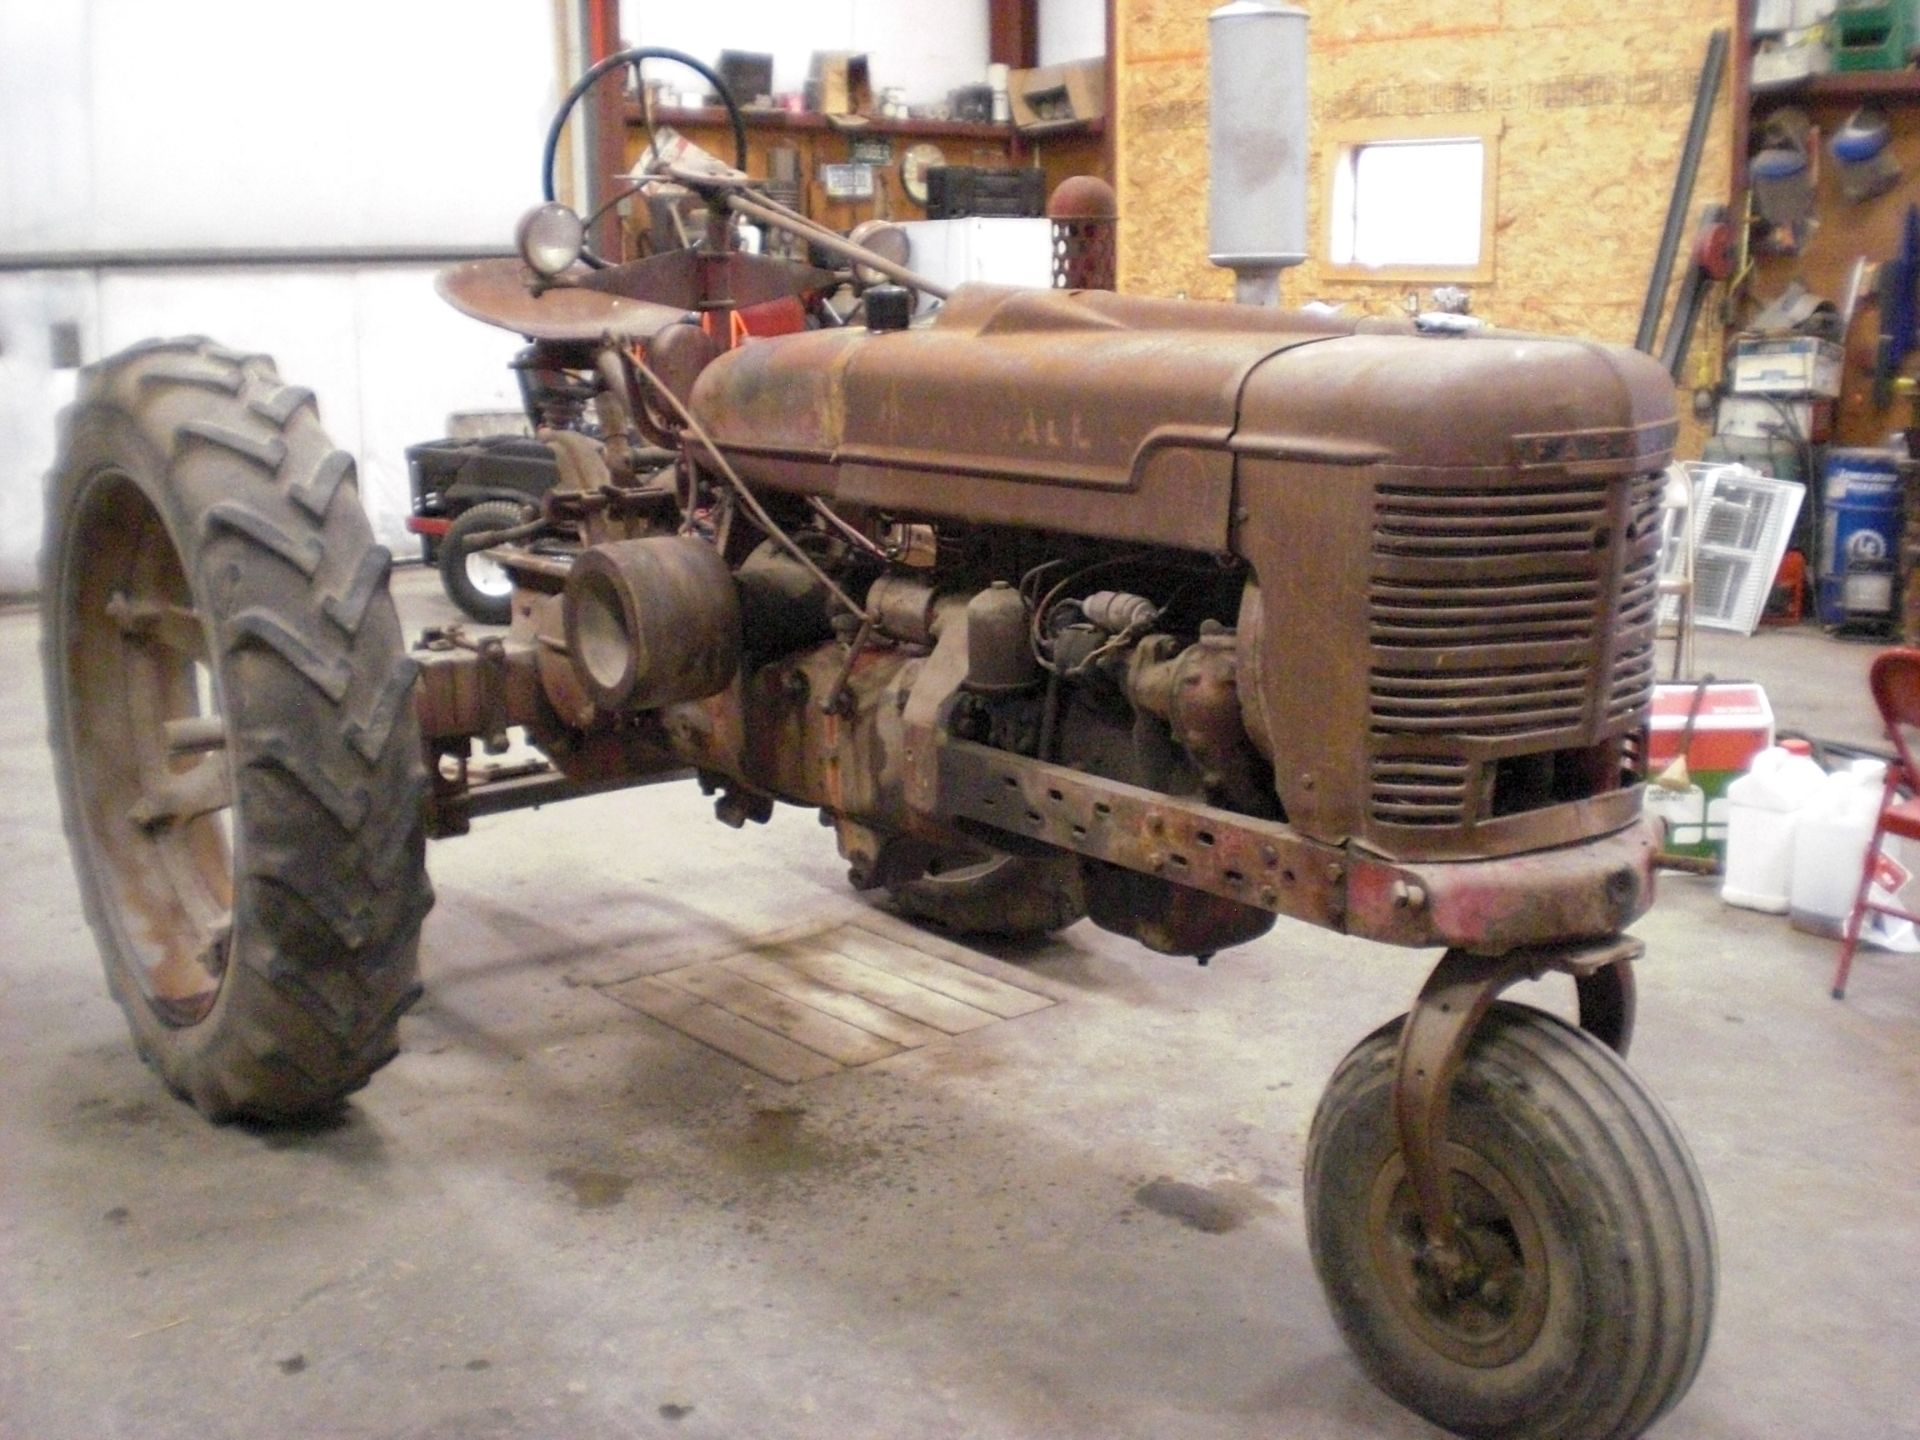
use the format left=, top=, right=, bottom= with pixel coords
left=1636, top=27, right=1731, bottom=356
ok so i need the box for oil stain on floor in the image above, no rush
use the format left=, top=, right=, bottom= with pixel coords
left=714, top=1104, right=884, bottom=1179
left=546, top=1166, right=634, bottom=1209
left=1133, top=1177, right=1278, bottom=1234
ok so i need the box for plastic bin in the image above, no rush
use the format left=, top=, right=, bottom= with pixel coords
left=1832, top=1, right=1913, bottom=70
left=1721, top=747, right=1829, bottom=912
left=1788, top=760, right=1887, bottom=936
left=1817, top=448, right=1903, bottom=624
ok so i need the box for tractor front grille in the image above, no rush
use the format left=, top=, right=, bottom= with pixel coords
left=1365, top=467, right=1662, bottom=830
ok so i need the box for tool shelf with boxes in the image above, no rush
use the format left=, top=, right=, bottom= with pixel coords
left=618, top=49, right=1107, bottom=241
left=1712, top=321, right=1909, bottom=631
left=1727, top=1, right=1920, bottom=637
left=1750, top=0, right=1920, bottom=91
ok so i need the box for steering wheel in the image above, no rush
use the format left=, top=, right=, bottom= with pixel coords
left=540, top=46, right=750, bottom=267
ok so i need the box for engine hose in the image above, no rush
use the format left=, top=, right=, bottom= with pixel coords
left=540, top=46, right=749, bottom=265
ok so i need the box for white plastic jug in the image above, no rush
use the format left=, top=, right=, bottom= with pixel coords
left=1722, top=747, right=1829, bottom=913
left=1788, top=759, right=1888, bottom=937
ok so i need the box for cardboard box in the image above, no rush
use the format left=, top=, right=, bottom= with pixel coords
left=1752, top=29, right=1832, bottom=88
left=1716, top=393, right=1831, bottom=442
left=806, top=52, right=872, bottom=116
left=1643, top=682, right=1775, bottom=861
left=718, top=50, right=775, bottom=108
left=1009, top=58, right=1106, bottom=133
left=1731, top=335, right=1845, bottom=397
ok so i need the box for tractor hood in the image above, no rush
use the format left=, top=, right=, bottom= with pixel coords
left=688, top=284, right=1676, bottom=554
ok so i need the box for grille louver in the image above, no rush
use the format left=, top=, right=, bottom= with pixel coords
left=1369, top=757, right=1473, bottom=827
left=1607, top=471, right=1663, bottom=722
left=1366, top=468, right=1661, bottom=830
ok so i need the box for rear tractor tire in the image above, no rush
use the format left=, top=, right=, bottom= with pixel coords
left=41, top=338, right=432, bottom=1122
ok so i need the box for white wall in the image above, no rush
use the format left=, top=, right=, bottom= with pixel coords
left=105, top=268, right=522, bottom=537
left=0, top=0, right=559, bottom=593
left=0, top=3, right=91, bottom=256
left=1039, top=0, right=1107, bottom=66
left=0, top=275, right=93, bottom=593
left=0, top=265, right=523, bottom=593
left=623, top=2, right=992, bottom=105
left=2, top=0, right=560, bottom=253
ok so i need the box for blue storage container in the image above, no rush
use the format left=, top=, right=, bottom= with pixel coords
left=1818, top=447, right=1903, bottom=624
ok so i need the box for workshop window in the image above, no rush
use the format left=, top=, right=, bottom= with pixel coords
left=1326, top=119, right=1500, bottom=282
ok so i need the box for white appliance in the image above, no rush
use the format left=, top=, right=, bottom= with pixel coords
left=898, top=218, right=1055, bottom=311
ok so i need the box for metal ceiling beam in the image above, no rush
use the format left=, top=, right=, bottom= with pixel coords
left=989, top=0, right=1039, bottom=70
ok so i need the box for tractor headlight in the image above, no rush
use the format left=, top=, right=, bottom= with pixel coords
left=515, top=202, right=585, bottom=277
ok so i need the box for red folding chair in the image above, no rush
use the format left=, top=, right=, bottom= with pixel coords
left=1833, top=647, right=1920, bottom=999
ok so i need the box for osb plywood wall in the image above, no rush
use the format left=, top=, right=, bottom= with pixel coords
left=1114, top=0, right=1733, bottom=447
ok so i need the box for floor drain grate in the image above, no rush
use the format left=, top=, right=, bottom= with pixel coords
left=600, top=922, right=1055, bottom=1083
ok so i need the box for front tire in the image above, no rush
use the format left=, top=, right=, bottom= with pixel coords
left=42, top=338, right=432, bottom=1122
left=1305, top=1003, right=1715, bottom=1440
left=439, top=500, right=524, bottom=625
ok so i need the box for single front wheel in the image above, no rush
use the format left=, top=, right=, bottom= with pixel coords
left=1305, top=1003, right=1715, bottom=1440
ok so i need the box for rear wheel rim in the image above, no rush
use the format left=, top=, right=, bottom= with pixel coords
left=63, top=470, right=234, bottom=1026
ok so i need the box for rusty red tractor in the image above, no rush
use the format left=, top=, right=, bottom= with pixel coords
left=41, top=50, right=1712, bottom=1440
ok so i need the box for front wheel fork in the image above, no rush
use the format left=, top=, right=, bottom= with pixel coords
left=1390, top=936, right=1641, bottom=1287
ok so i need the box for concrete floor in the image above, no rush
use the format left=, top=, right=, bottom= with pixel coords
left=3, top=570, right=1917, bottom=1440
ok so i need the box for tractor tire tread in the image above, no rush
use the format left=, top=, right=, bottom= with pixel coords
left=41, top=337, right=430, bottom=1124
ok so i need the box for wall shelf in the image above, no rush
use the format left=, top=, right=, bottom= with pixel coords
left=1757, top=70, right=1920, bottom=105
left=617, top=103, right=1107, bottom=234
left=1734, top=28, right=1920, bottom=455
left=628, top=104, right=1102, bottom=144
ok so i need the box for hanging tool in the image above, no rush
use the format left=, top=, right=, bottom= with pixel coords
left=1719, top=191, right=1758, bottom=328
left=1659, top=205, right=1733, bottom=382
left=1873, top=203, right=1920, bottom=410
